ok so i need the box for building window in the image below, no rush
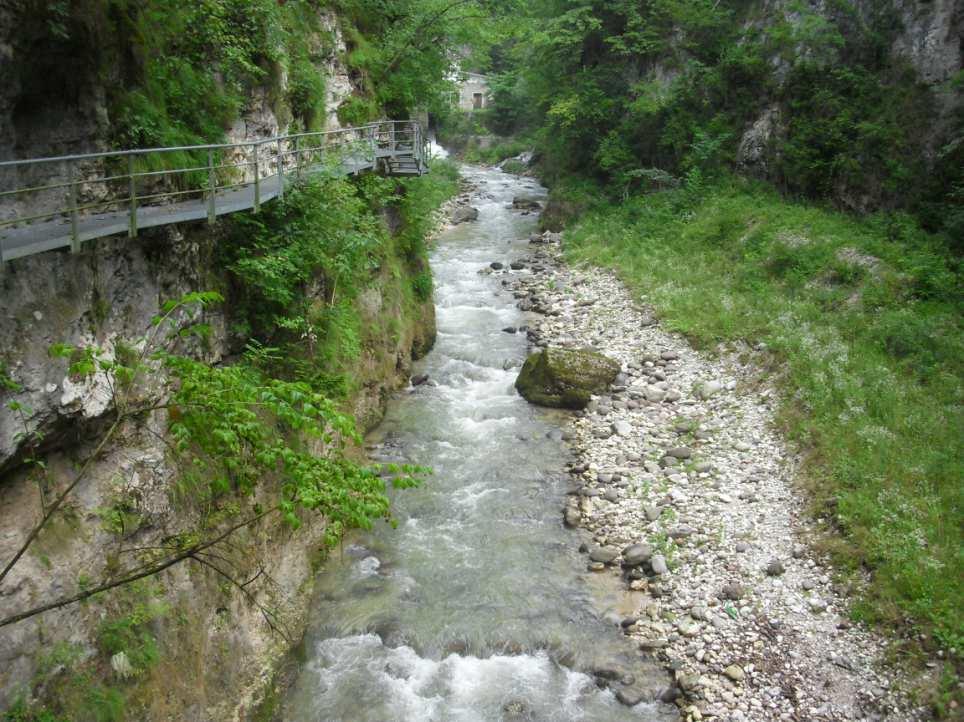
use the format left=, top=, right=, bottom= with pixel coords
left=473, top=93, right=483, bottom=109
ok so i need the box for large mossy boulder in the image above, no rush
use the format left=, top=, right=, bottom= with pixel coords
left=515, top=348, right=620, bottom=409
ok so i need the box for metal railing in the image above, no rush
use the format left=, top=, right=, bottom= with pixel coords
left=0, top=120, right=430, bottom=265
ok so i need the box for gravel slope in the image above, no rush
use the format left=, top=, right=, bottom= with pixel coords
left=501, top=230, right=927, bottom=722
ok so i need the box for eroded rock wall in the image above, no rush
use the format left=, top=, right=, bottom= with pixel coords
left=0, top=8, right=434, bottom=719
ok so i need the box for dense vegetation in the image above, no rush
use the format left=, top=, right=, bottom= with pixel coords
left=452, top=0, right=962, bottom=708
left=5, top=1, right=472, bottom=718
left=2, top=160, right=460, bottom=721
left=31, top=0, right=517, bottom=149
left=478, top=0, right=962, bottom=241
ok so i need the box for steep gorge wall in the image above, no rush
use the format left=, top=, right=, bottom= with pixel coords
left=735, top=0, right=962, bottom=178
left=0, top=6, right=439, bottom=720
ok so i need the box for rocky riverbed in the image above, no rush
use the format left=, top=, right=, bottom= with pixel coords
left=497, top=230, right=928, bottom=721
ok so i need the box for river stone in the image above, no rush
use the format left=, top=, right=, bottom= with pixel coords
left=616, top=686, right=647, bottom=707
left=451, top=206, right=479, bottom=224
left=765, top=558, right=786, bottom=576
left=612, top=420, right=633, bottom=436
left=650, top=554, right=669, bottom=575
left=515, top=348, right=621, bottom=409
left=512, top=195, right=542, bottom=210
left=589, top=546, right=619, bottom=564
left=622, top=543, right=654, bottom=566
left=699, top=380, right=724, bottom=399
left=666, top=446, right=693, bottom=459
left=724, top=665, right=745, bottom=682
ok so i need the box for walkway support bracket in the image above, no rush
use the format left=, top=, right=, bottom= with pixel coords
left=253, top=143, right=261, bottom=213
left=207, top=150, right=216, bottom=225
left=67, top=161, right=80, bottom=254
left=128, top=155, right=138, bottom=238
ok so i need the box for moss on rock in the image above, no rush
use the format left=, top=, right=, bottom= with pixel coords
left=515, top=347, right=620, bottom=409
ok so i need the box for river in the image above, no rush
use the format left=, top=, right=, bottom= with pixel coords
left=282, top=165, right=674, bottom=721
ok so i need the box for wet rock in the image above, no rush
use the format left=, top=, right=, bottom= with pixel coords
left=502, top=700, right=530, bottom=721
left=589, top=546, right=619, bottom=564
left=650, top=554, right=669, bottom=575
left=450, top=206, right=479, bottom=224
left=510, top=261, right=526, bottom=271
left=502, top=326, right=518, bottom=334
left=515, top=347, right=621, bottom=410
left=411, top=374, right=429, bottom=387
left=622, top=543, right=654, bottom=566
left=616, top=686, right=647, bottom=707
left=564, top=502, right=581, bottom=528
left=512, top=195, right=543, bottom=210
left=490, top=261, right=504, bottom=270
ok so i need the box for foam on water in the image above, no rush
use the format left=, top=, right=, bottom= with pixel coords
left=283, top=165, right=673, bottom=721
left=294, top=635, right=641, bottom=722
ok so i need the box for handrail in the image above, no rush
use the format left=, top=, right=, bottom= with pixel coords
left=0, top=120, right=431, bottom=266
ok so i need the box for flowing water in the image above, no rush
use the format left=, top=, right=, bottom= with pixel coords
left=283, top=166, right=673, bottom=722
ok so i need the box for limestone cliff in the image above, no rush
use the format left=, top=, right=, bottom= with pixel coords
left=0, top=6, right=440, bottom=720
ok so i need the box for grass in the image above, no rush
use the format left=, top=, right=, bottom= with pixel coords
left=563, top=177, right=963, bottom=679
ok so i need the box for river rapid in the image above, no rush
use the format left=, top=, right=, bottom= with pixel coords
left=282, top=165, right=674, bottom=722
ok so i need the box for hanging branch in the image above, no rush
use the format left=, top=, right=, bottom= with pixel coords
left=0, top=508, right=276, bottom=629
left=190, top=552, right=291, bottom=641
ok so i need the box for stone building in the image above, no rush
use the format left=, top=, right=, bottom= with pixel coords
left=456, top=72, right=490, bottom=111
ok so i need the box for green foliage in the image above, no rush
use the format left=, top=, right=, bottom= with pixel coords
left=462, top=138, right=531, bottom=166
left=97, top=585, right=167, bottom=677
left=564, top=179, right=963, bottom=652
left=163, top=353, right=423, bottom=540
left=487, top=0, right=959, bottom=232
left=2, top=701, right=69, bottom=722
left=222, top=175, right=384, bottom=367
left=332, top=0, right=520, bottom=118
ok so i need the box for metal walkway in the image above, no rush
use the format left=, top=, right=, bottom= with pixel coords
left=0, top=120, right=429, bottom=264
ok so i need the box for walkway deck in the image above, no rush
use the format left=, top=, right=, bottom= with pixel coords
left=0, top=122, right=428, bottom=264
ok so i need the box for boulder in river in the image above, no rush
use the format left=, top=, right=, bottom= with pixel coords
left=451, top=206, right=479, bottom=224
left=515, top=348, right=620, bottom=409
left=512, top=195, right=542, bottom=210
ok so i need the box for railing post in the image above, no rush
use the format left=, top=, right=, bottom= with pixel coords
left=67, top=161, right=80, bottom=253
left=207, top=149, right=216, bottom=224
left=277, top=138, right=284, bottom=201
left=128, top=155, right=138, bottom=238
left=253, top=143, right=261, bottom=213
left=294, top=135, right=302, bottom=180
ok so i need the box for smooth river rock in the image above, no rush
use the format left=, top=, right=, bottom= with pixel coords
left=515, top=347, right=621, bottom=410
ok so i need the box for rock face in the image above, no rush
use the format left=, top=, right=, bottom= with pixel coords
left=0, top=10, right=438, bottom=716
left=515, top=348, right=620, bottom=409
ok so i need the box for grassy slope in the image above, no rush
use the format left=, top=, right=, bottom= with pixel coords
left=562, top=177, right=963, bottom=665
